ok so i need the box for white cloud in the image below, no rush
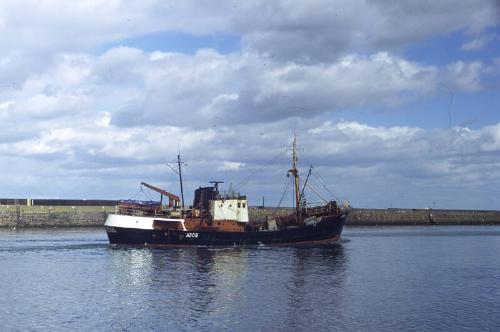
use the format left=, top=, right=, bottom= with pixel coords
left=0, top=92, right=499, bottom=208
left=0, top=100, right=14, bottom=112
left=0, top=1, right=498, bottom=209
left=218, top=161, right=246, bottom=171
left=461, top=34, right=497, bottom=51
left=235, top=0, right=499, bottom=62
left=0, top=1, right=497, bottom=62
left=0, top=43, right=496, bottom=207
left=444, top=61, right=484, bottom=92
left=3, top=47, right=477, bottom=130
left=480, top=123, right=500, bottom=151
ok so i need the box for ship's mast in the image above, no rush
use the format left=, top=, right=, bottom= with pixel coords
left=289, top=136, right=301, bottom=220
left=177, top=154, right=185, bottom=210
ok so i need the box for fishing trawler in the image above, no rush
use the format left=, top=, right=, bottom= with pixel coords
left=105, top=138, right=349, bottom=246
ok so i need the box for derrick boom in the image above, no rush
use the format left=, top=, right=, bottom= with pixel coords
left=141, top=182, right=180, bottom=207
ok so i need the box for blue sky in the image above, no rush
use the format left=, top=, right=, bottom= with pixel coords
left=404, top=30, right=500, bottom=65
left=0, top=1, right=499, bottom=209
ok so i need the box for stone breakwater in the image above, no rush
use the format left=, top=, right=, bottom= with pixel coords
left=347, top=208, right=500, bottom=226
left=0, top=210, right=108, bottom=228
left=1, top=206, right=499, bottom=228
left=248, top=207, right=500, bottom=226
left=250, top=208, right=500, bottom=227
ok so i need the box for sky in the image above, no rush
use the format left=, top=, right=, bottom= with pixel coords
left=0, top=1, right=499, bottom=209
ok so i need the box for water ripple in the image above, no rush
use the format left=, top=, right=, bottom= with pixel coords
left=0, top=226, right=499, bottom=331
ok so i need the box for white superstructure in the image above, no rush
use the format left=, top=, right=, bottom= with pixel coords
left=105, top=213, right=187, bottom=231
left=210, top=198, right=249, bottom=222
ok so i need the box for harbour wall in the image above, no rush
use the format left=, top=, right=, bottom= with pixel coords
left=346, top=208, right=500, bottom=226
left=0, top=205, right=499, bottom=228
left=248, top=207, right=500, bottom=226
left=0, top=205, right=115, bottom=228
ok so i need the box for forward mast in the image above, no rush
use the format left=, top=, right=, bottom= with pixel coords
left=288, top=136, right=301, bottom=222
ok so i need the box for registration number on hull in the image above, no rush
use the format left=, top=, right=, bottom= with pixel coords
left=185, top=232, right=199, bottom=238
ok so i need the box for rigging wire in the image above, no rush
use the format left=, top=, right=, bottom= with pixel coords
left=129, top=184, right=157, bottom=202
left=142, top=187, right=155, bottom=202
left=305, top=180, right=329, bottom=203
left=298, top=177, right=329, bottom=204
left=166, top=162, right=179, bottom=175
left=310, top=172, right=342, bottom=202
left=233, top=149, right=287, bottom=192
left=300, top=156, right=344, bottom=202
left=298, top=166, right=312, bottom=205
left=166, top=159, right=192, bottom=196
left=129, top=187, right=144, bottom=201
left=274, top=176, right=293, bottom=217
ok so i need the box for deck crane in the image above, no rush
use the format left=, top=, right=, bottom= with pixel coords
left=140, top=182, right=180, bottom=208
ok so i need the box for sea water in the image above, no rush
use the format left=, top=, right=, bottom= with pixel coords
left=0, top=226, right=499, bottom=331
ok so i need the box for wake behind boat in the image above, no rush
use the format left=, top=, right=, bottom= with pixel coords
left=105, top=138, right=349, bottom=246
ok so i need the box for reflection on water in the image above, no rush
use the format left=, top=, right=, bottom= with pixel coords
left=105, top=243, right=348, bottom=331
left=0, top=226, right=499, bottom=331
left=285, top=245, right=347, bottom=331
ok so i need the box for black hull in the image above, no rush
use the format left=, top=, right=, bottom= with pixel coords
left=106, top=214, right=346, bottom=246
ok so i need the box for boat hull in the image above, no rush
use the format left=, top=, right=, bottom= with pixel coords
left=105, top=214, right=347, bottom=246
